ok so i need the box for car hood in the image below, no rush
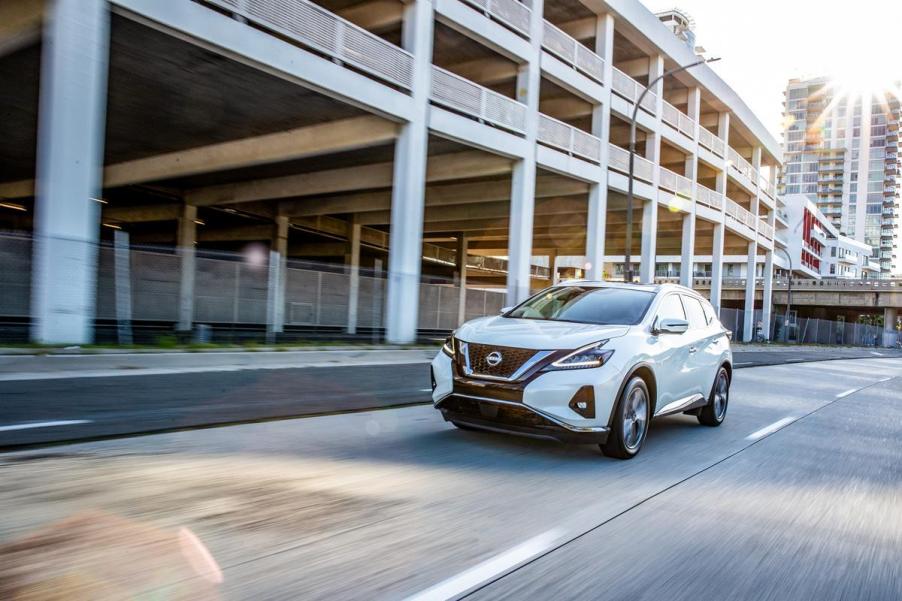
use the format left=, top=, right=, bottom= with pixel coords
left=455, top=316, right=631, bottom=350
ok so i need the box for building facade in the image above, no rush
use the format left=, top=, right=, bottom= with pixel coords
left=781, top=76, right=901, bottom=277
left=0, top=0, right=784, bottom=345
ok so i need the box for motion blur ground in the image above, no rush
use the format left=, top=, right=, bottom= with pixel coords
left=1, top=356, right=900, bottom=599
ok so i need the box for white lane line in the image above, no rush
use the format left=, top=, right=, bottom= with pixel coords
left=745, top=416, right=796, bottom=441
left=0, top=420, right=91, bottom=432
left=836, top=387, right=859, bottom=399
left=419, top=388, right=433, bottom=393
left=403, top=528, right=565, bottom=601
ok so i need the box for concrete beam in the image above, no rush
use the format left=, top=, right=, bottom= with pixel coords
left=0, top=0, right=43, bottom=57
left=188, top=150, right=513, bottom=207
left=1, top=115, right=398, bottom=199
left=358, top=196, right=588, bottom=226
left=103, top=203, right=182, bottom=223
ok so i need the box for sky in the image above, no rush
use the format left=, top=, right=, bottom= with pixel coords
left=639, top=0, right=902, bottom=141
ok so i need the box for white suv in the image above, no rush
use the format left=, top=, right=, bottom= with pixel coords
left=430, top=282, right=732, bottom=459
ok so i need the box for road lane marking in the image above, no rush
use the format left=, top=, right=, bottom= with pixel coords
left=836, top=387, right=859, bottom=398
left=745, top=417, right=796, bottom=441
left=419, top=388, right=433, bottom=392
left=403, top=529, right=565, bottom=601
left=0, top=420, right=91, bottom=432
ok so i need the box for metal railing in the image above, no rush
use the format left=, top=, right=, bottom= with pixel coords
left=725, top=197, right=757, bottom=231
left=695, top=183, right=723, bottom=210
left=758, top=217, right=774, bottom=240
left=608, top=144, right=655, bottom=183
left=459, top=0, right=531, bottom=37
left=204, top=0, right=414, bottom=90
left=658, top=167, right=692, bottom=198
left=541, top=21, right=604, bottom=83
left=661, top=100, right=695, bottom=138
left=727, top=146, right=755, bottom=182
left=611, top=67, right=656, bottom=115
left=537, top=114, right=601, bottom=162
left=430, top=66, right=527, bottom=133
left=698, top=125, right=725, bottom=157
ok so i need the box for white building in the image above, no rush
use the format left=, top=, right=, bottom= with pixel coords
left=0, top=0, right=785, bottom=344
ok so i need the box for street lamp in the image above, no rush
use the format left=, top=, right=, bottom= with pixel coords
left=776, top=247, right=793, bottom=342
left=624, top=57, right=721, bottom=283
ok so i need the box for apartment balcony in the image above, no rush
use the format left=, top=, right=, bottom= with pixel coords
left=811, top=227, right=827, bottom=243
left=882, top=219, right=895, bottom=229
left=537, top=113, right=601, bottom=162
left=661, top=101, right=695, bottom=140
left=839, top=254, right=856, bottom=265
left=611, top=67, right=656, bottom=116
left=430, top=66, right=527, bottom=134
left=884, top=185, right=897, bottom=196
left=888, top=131, right=900, bottom=142
left=459, top=0, right=531, bottom=38
left=541, top=20, right=603, bottom=84
left=698, top=126, right=726, bottom=157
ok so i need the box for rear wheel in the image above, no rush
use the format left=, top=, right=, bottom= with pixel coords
left=601, top=377, right=650, bottom=459
left=698, top=367, right=729, bottom=426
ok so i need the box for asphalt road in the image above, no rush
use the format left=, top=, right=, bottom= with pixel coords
left=1, top=347, right=900, bottom=448
left=0, top=357, right=900, bottom=599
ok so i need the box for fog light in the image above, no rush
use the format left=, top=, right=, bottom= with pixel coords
left=568, top=385, right=595, bottom=418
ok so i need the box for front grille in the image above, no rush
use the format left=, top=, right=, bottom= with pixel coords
left=440, top=396, right=550, bottom=428
left=461, top=342, right=536, bottom=379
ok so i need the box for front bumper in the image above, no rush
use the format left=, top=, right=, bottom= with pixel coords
left=430, top=351, right=617, bottom=444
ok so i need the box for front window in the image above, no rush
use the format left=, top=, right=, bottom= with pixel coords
left=505, top=286, right=654, bottom=326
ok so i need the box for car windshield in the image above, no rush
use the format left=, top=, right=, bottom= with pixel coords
left=505, top=286, right=654, bottom=325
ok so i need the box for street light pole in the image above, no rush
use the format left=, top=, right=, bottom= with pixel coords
left=776, top=247, right=793, bottom=342
left=625, top=57, right=720, bottom=283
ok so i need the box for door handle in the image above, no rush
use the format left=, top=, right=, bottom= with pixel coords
left=688, top=346, right=698, bottom=353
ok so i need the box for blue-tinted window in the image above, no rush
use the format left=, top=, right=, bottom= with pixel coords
left=506, top=286, right=654, bottom=325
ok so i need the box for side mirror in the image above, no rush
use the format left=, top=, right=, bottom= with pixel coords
left=654, top=317, right=689, bottom=335
left=500, top=306, right=513, bottom=314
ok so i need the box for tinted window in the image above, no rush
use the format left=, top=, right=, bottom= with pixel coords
left=656, top=294, right=685, bottom=321
left=702, top=300, right=718, bottom=325
left=506, top=286, right=654, bottom=325
left=682, top=295, right=708, bottom=329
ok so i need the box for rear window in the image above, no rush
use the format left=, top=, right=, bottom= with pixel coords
left=682, top=295, right=708, bottom=329
left=506, top=286, right=655, bottom=325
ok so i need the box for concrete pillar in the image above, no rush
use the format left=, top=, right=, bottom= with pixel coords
left=385, top=0, right=433, bottom=343
left=710, top=224, right=725, bottom=313
left=681, top=87, right=701, bottom=289
left=506, top=0, right=544, bottom=304
left=680, top=210, right=696, bottom=287
left=548, top=250, right=558, bottom=284
left=30, top=0, right=109, bottom=344
left=742, top=240, right=757, bottom=342
left=456, top=234, right=468, bottom=326
left=267, top=215, right=289, bottom=336
left=346, top=217, right=362, bottom=334
left=761, top=250, right=774, bottom=340
left=885, top=307, right=899, bottom=347
left=177, top=204, right=197, bottom=332
left=585, top=14, right=614, bottom=281
left=639, top=55, right=664, bottom=284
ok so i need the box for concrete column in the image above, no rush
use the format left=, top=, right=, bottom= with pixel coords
left=710, top=223, right=725, bottom=313
left=385, top=0, right=433, bottom=343
left=742, top=240, right=757, bottom=341
left=268, top=215, right=289, bottom=336
left=548, top=250, right=558, bottom=284
left=761, top=250, right=774, bottom=340
left=681, top=87, right=701, bottom=288
left=885, top=307, right=899, bottom=347
left=177, top=204, right=197, bottom=331
left=456, top=234, right=468, bottom=326
left=585, top=14, right=614, bottom=281
left=346, top=217, right=362, bottom=334
left=30, top=0, right=109, bottom=344
left=639, top=55, right=664, bottom=284
left=680, top=210, right=696, bottom=287
left=506, top=0, right=544, bottom=304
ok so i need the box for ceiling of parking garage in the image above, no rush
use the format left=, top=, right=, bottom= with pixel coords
left=0, top=43, right=39, bottom=182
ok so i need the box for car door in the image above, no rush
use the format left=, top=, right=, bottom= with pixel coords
left=650, top=293, right=693, bottom=410
left=680, top=294, right=720, bottom=397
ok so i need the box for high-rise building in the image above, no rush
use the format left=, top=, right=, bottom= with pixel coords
left=780, top=77, right=900, bottom=277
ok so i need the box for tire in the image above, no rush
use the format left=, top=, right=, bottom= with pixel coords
left=601, top=376, right=650, bottom=459
left=698, top=367, right=729, bottom=427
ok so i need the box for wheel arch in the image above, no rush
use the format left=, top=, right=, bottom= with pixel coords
left=609, top=362, right=658, bottom=427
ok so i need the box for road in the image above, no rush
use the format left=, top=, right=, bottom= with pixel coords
left=1, top=356, right=900, bottom=599
left=1, top=346, right=900, bottom=448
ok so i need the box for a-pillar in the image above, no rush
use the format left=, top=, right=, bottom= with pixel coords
left=710, top=111, right=730, bottom=313
left=346, top=217, right=362, bottom=334
left=456, top=234, right=468, bottom=325
left=761, top=250, right=774, bottom=340
left=742, top=146, right=762, bottom=341
left=585, top=14, right=614, bottom=281
left=506, top=0, right=544, bottom=304
left=680, top=87, right=701, bottom=288
left=885, top=307, right=899, bottom=347
left=639, top=55, right=664, bottom=284
left=30, top=0, right=109, bottom=344
left=267, top=215, right=289, bottom=337
left=385, top=0, right=433, bottom=343
left=177, top=204, right=197, bottom=332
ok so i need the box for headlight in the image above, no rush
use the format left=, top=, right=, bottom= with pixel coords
left=547, top=340, right=613, bottom=370
left=441, top=335, right=455, bottom=357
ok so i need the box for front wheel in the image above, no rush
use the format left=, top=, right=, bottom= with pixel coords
left=601, top=376, right=650, bottom=459
left=698, top=367, right=729, bottom=427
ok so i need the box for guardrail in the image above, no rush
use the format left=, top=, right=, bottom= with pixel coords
left=204, top=0, right=414, bottom=90
left=541, top=21, right=604, bottom=83
left=611, top=67, right=656, bottom=115
left=696, top=183, right=723, bottom=210
left=608, top=144, right=655, bottom=183
left=430, top=66, right=527, bottom=133
left=725, top=197, right=758, bottom=231
left=658, top=167, right=692, bottom=198
left=537, top=114, right=601, bottom=162
left=698, top=125, right=725, bottom=157
left=758, top=217, right=774, bottom=240
left=459, top=0, right=531, bottom=37
left=661, top=100, right=694, bottom=138
left=727, top=146, right=755, bottom=182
